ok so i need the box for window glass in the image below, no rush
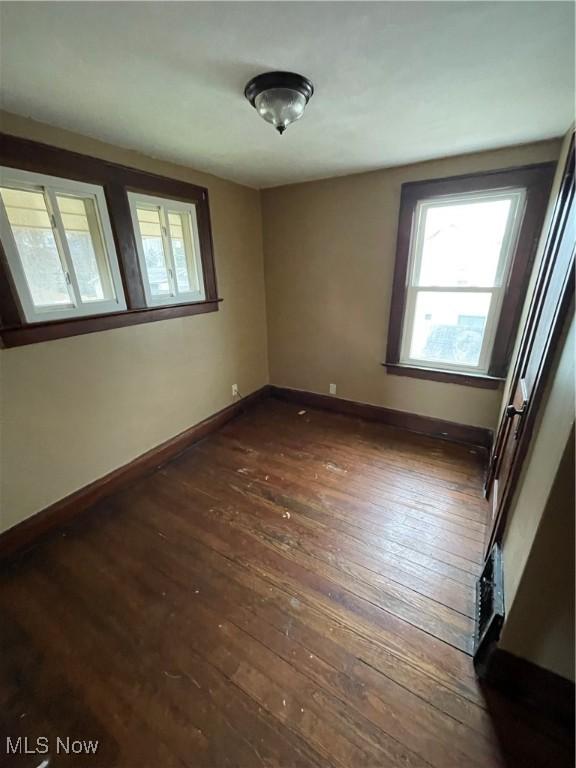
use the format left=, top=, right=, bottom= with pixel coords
left=135, top=207, right=171, bottom=298
left=0, top=169, right=126, bottom=323
left=409, top=291, right=491, bottom=367
left=57, top=195, right=114, bottom=302
left=129, top=193, right=205, bottom=306
left=0, top=187, right=71, bottom=307
left=417, top=198, right=512, bottom=287
left=168, top=211, right=190, bottom=292
left=400, top=188, right=524, bottom=373
left=168, top=211, right=200, bottom=294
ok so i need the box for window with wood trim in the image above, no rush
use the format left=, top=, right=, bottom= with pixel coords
left=0, top=134, right=220, bottom=347
left=0, top=168, right=126, bottom=322
left=128, top=193, right=205, bottom=307
left=385, top=164, right=555, bottom=388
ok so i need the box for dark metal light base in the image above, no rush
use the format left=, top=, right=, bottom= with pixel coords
left=244, top=71, right=314, bottom=107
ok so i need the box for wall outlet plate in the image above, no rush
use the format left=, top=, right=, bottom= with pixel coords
left=232, top=384, right=239, bottom=397
left=329, top=383, right=337, bottom=395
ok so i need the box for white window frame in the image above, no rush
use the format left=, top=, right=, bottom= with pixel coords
left=399, top=188, right=527, bottom=375
left=0, top=167, right=126, bottom=323
left=127, top=192, right=205, bottom=307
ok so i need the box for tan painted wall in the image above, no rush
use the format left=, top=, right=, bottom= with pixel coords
left=501, top=429, right=575, bottom=682
left=0, top=112, right=269, bottom=533
left=262, top=141, right=560, bottom=430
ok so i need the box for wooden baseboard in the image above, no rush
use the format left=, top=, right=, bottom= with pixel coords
left=483, top=648, right=575, bottom=729
left=0, top=385, right=270, bottom=562
left=270, top=386, right=493, bottom=450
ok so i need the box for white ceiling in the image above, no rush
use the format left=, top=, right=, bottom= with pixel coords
left=0, top=2, right=574, bottom=188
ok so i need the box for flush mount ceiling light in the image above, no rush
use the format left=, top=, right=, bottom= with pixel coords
left=244, top=71, right=314, bottom=135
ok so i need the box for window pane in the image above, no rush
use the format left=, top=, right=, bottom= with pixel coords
left=167, top=211, right=201, bottom=295
left=417, top=198, right=513, bottom=287
left=0, top=187, right=71, bottom=307
left=57, top=195, right=114, bottom=303
left=168, top=212, right=191, bottom=292
left=136, top=207, right=171, bottom=297
left=409, top=291, right=492, bottom=367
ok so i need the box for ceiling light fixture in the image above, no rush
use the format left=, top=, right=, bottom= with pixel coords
left=244, top=71, right=314, bottom=135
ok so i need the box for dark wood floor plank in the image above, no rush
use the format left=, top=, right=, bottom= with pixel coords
left=2, top=547, right=331, bottom=768
left=235, top=412, right=487, bottom=499
left=195, top=431, right=488, bottom=562
left=250, top=400, right=488, bottom=479
left=221, top=419, right=490, bottom=524
left=101, top=484, right=572, bottom=767
left=1, top=398, right=572, bottom=768
left=88, top=507, right=509, bottom=768
left=233, top=406, right=490, bottom=510
left=204, top=432, right=488, bottom=542
left=98, top=502, right=489, bottom=725
left=180, top=443, right=484, bottom=582
left=120, top=479, right=485, bottom=700
left=27, top=531, right=417, bottom=768
left=165, top=456, right=477, bottom=617
left=162, top=459, right=477, bottom=633
left=0, top=591, right=186, bottom=768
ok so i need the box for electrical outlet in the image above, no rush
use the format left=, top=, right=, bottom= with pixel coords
left=329, top=383, right=337, bottom=395
left=232, top=384, right=239, bottom=398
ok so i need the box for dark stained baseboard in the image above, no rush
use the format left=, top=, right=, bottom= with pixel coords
left=270, top=386, right=493, bottom=450
left=0, top=385, right=271, bottom=562
left=483, top=648, right=575, bottom=730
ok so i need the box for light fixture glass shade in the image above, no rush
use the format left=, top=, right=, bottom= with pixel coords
left=254, top=88, right=307, bottom=134
left=245, top=72, right=314, bottom=135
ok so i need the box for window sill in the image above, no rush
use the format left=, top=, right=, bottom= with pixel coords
left=383, top=362, right=504, bottom=389
left=0, top=298, right=222, bottom=348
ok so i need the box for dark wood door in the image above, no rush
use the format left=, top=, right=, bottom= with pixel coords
left=485, top=133, right=575, bottom=557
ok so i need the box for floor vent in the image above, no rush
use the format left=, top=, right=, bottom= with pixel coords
left=473, top=543, right=504, bottom=676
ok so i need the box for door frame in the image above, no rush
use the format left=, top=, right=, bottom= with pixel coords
left=484, top=133, right=575, bottom=558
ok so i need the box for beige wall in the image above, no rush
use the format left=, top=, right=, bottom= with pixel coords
left=262, top=141, right=560, bottom=430
left=500, top=429, right=575, bottom=682
left=0, top=112, right=269, bottom=533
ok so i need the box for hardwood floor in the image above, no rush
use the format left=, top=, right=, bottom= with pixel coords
left=0, top=398, right=572, bottom=767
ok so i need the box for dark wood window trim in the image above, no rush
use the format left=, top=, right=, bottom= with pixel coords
left=0, top=133, right=221, bottom=347
left=383, top=363, right=504, bottom=389
left=384, top=163, right=556, bottom=386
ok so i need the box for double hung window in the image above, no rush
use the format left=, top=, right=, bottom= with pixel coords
left=400, top=189, right=525, bottom=373
left=385, top=164, right=555, bottom=385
